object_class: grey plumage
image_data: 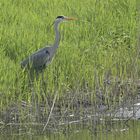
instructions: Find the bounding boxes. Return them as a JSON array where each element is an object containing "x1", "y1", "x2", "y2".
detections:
[
  {"x1": 21, "y1": 16, "x2": 77, "y2": 72},
  {"x1": 21, "y1": 46, "x2": 55, "y2": 71}
]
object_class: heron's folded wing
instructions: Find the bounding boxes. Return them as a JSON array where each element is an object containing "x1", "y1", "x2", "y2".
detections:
[
  {"x1": 21, "y1": 48, "x2": 50, "y2": 69},
  {"x1": 32, "y1": 49, "x2": 50, "y2": 68}
]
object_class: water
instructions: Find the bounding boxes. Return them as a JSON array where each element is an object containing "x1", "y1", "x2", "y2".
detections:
[
  {"x1": 1, "y1": 120, "x2": 140, "y2": 140},
  {"x1": 1, "y1": 91, "x2": 140, "y2": 139}
]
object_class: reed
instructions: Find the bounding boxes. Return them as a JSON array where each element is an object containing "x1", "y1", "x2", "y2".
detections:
[{"x1": 0, "y1": 0, "x2": 137, "y2": 112}]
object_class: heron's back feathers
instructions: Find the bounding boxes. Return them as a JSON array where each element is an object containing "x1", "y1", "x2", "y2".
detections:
[{"x1": 21, "y1": 46, "x2": 56, "y2": 71}]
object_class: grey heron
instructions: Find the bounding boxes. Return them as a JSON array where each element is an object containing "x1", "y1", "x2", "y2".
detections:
[{"x1": 21, "y1": 16, "x2": 77, "y2": 73}]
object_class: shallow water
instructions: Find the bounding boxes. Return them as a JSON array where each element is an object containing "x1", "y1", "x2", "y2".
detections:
[
  {"x1": 1, "y1": 120, "x2": 140, "y2": 140},
  {"x1": 1, "y1": 92, "x2": 140, "y2": 140}
]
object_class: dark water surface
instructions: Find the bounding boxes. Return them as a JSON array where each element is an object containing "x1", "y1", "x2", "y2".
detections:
[
  {"x1": 1, "y1": 121, "x2": 140, "y2": 140},
  {"x1": 1, "y1": 92, "x2": 140, "y2": 139}
]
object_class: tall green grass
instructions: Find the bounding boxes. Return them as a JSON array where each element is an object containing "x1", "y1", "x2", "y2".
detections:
[{"x1": 0, "y1": 0, "x2": 138, "y2": 107}]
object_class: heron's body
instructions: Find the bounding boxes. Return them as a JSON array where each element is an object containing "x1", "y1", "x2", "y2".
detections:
[
  {"x1": 21, "y1": 16, "x2": 76, "y2": 72},
  {"x1": 21, "y1": 45, "x2": 56, "y2": 71}
]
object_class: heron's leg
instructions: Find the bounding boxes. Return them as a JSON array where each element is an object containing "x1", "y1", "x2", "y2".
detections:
[
  {"x1": 35, "y1": 70, "x2": 39, "y2": 81},
  {"x1": 41, "y1": 71, "x2": 51, "y2": 112},
  {"x1": 21, "y1": 70, "x2": 27, "y2": 93},
  {"x1": 41, "y1": 71, "x2": 47, "y2": 92},
  {"x1": 31, "y1": 70, "x2": 41, "y2": 122},
  {"x1": 27, "y1": 70, "x2": 35, "y2": 87},
  {"x1": 41, "y1": 70, "x2": 44, "y2": 84}
]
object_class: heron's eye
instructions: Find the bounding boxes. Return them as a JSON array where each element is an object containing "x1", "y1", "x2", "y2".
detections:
[{"x1": 56, "y1": 16, "x2": 64, "y2": 19}]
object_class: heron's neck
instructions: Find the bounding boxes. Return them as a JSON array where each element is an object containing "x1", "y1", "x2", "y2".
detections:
[{"x1": 53, "y1": 22, "x2": 60, "y2": 48}]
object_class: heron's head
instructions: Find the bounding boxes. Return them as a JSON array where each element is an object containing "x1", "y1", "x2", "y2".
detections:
[{"x1": 55, "y1": 16, "x2": 77, "y2": 23}]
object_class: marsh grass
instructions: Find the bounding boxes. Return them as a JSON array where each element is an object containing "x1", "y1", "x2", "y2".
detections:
[{"x1": 0, "y1": 0, "x2": 139, "y2": 134}]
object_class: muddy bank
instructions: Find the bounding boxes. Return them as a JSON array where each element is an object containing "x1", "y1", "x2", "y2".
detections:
[{"x1": 1, "y1": 89, "x2": 140, "y2": 134}]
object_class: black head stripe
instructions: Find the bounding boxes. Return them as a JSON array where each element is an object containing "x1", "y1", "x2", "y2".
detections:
[{"x1": 56, "y1": 16, "x2": 64, "y2": 19}]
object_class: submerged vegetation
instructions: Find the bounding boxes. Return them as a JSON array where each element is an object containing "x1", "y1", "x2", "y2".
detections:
[{"x1": 0, "y1": 0, "x2": 139, "y2": 137}]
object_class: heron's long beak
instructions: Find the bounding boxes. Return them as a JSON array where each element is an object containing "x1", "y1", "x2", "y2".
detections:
[{"x1": 65, "y1": 17, "x2": 78, "y2": 20}]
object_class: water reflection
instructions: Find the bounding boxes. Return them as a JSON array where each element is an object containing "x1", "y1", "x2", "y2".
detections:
[{"x1": 1, "y1": 121, "x2": 140, "y2": 140}]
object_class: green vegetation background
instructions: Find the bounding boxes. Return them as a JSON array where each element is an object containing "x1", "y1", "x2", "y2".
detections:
[{"x1": 0, "y1": 0, "x2": 138, "y2": 107}]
